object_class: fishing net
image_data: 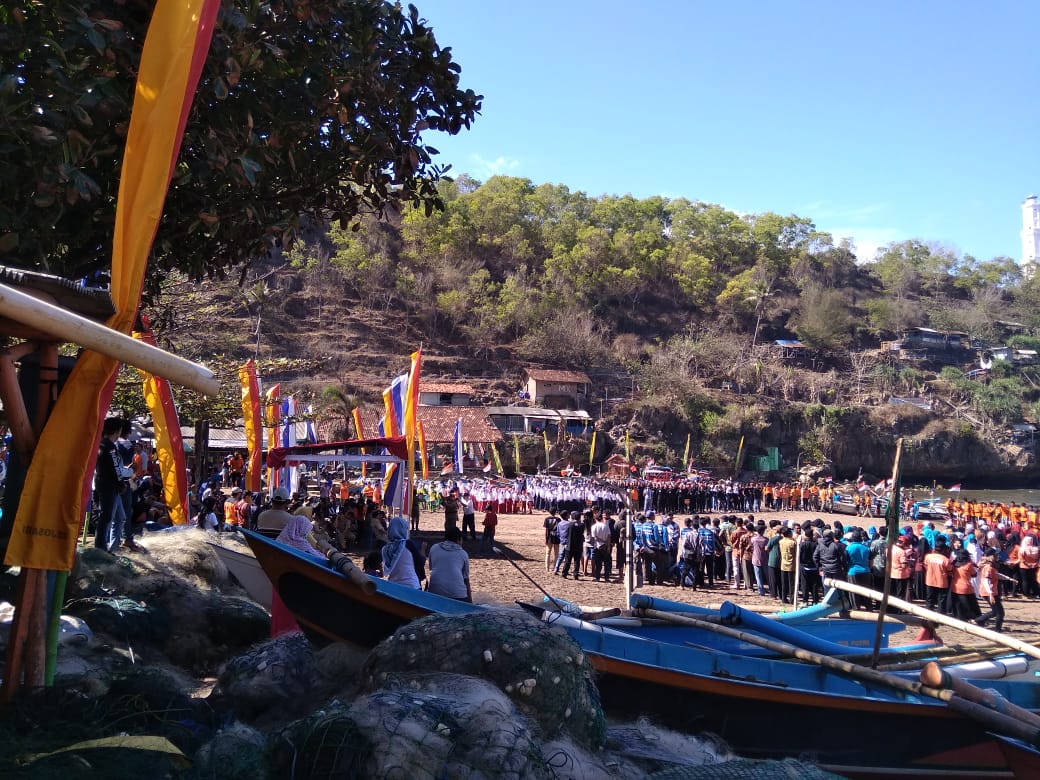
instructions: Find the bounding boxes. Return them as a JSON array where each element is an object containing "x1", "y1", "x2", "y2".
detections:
[
  {"x1": 276, "y1": 674, "x2": 549, "y2": 780},
  {"x1": 361, "y1": 608, "x2": 606, "y2": 748},
  {"x1": 0, "y1": 666, "x2": 216, "y2": 780},
  {"x1": 67, "y1": 540, "x2": 269, "y2": 675},
  {"x1": 190, "y1": 722, "x2": 270, "y2": 780},
  {"x1": 212, "y1": 631, "x2": 317, "y2": 723},
  {"x1": 541, "y1": 718, "x2": 733, "y2": 779},
  {"x1": 647, "y1": 758, "x2": 847, "y2": 779}
]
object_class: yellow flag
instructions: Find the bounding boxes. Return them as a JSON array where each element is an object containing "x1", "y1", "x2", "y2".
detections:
[
  {"x1": 5, "y1": 0, "x2": 221, "y2": 569},
  {"x1": 589, "y1": 431, "x2": 597, "y2": 467}
]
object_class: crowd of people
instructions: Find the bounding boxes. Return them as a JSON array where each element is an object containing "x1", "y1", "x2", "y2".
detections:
[{"x1": 90, "y1": 442, "x2": 1040, "y2": 637}]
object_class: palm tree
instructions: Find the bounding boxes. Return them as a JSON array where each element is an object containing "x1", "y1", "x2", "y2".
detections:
[{"x1": 319, "y1": 385, "x2": 361, "y2": 440}]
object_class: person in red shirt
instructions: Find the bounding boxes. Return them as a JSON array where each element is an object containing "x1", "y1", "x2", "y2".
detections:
[{"x1": 481, "y1": 506, "x2": 498, "y2": 552}]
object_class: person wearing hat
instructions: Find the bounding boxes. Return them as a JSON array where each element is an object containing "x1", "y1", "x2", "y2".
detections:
[
  {"x1": 224, "y1": 487, "x2": 243, "y2": 529},
  {"x1": 257, "y1": 486, "x2": 294, "y2": 536}
]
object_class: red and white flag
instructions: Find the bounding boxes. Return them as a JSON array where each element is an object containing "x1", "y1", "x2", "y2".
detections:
[{"x1": 948, "y1": 483, "x2": 962, "y2": 492}]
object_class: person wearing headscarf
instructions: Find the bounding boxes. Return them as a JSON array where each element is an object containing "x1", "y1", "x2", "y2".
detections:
[
  {"x1": 1019, "y1": 534, "x2": 1039, "y2": 599},
  {"x1": 382, "y1": 515, "x2": 421, "y2": 589},
  {"x1": 276, "y1": 506, "x2": 323, "y2": 559}
]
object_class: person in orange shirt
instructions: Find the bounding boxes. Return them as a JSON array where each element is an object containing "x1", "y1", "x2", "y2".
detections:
[
  {"x1": 949, "y1": 549, "x2": 981, "y2": 622},
  {"x1": 923, "y1": 537, "x2": 953, "y2": 613},
  {"x1": 1019, "y1": 534, "x2": 1039, "y2": 599},
  {"x1": 889, "y1": 535, "x2": 914, "y2": 602},
  {"x1": 975, "y1": 548, "x2": 1005, "y2": 632}
]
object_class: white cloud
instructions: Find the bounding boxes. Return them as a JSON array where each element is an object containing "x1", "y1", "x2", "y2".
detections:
[
  {"x1": 822, "y1": 225, "x2": 904, "y2": 263},
  {"x1": 468, "y1": 154, "x2": 521, "y2": 179}
]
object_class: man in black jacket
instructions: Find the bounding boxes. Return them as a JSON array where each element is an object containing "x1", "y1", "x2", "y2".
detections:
[
  {"x1": 813, "y1": 529, "x2": 848, "y2": 581},
  {"x1": 94, "y1": 417, "x2": 128, "y2": 552}
]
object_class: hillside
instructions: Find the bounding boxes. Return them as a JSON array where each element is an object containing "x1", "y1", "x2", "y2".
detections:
[{"x1": 135, "y1": 178, "x2": 1040, "y2": 485}]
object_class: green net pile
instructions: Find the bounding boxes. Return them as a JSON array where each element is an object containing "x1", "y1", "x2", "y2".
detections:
[
  {"x1": 360, "y1": 609, "x2": 606, "y2": 749},
  {"x1": 279, "y1": 675, "x2": 549, "y2": 780},
  {"x1": 0, "y1": 666, "x2": 216, "y2": 780}
]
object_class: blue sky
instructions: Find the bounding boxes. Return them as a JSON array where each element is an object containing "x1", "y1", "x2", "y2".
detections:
[{"x1": 417, "y1": 1, "x2": 1039, "y2": 264}]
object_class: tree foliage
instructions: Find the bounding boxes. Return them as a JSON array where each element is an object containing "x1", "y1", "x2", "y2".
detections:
[{"x1": 0, "y1": 0, "x2": 481, "y2": 295}]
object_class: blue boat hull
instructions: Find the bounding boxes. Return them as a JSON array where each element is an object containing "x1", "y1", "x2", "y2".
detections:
[{"x1": 242, "y1": 530, "x2": 1040, "y2": 778}]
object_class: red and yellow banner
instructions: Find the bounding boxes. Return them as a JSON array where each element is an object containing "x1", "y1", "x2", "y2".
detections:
[
  {"x1": 239, "y1": 360, "x2": 262, "y2": 493},
  {"x1": 134, "y1": 318, "x2": 189, "y2": 525},
  {"x1": 264, "y1": 384, "x2": 280, "y2": 489},
  {"x1": 6, "y1": 0, "x2": 220, "y2": 569},
  {"x1": 417, "y1": 419, "x2": 428, "y2": 480}
]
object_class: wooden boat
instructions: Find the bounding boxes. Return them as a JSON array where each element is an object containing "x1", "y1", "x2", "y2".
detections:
[
  {"x1": 207, "y1": 540, "x2": 273, "y2": 611},
  {"x1": 242, "y1": 530, "x2": 1040, "y2": 778}
]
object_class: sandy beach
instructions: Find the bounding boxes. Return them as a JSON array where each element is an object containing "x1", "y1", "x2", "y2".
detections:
[{"x1": 402, "y1": 507, "x2": 1040, "y2": 649}]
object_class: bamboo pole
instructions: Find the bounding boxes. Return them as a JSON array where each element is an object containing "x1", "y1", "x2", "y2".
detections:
[
  {"x1": 879, "y1": 647, "x2": 1027, "y2": 673},
  {"x1": 825, "y1": 577, "x2": 1040, "y2": 662},
  {"x1": 921, "y1": 661, "x2": 1040, "y2": 728},
  {"x1": 873, "y1": 437, "x2": 903, "y2": 668},
  {"x1": 0, "y1": 282, "x2": 219, "y2": 395},
  {"x1": 44, "y1": 571, "x2": 68, "y2": 685},
  {"x1": 637, "y1": 607, "x2": 1040, "y2": 748}
]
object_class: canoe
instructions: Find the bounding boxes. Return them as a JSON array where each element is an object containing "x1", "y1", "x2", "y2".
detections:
[
  {"x1": 627, "y1": 591, "x2": 912, "y2": 656},
  {"x1": 242, "y1": 529, "x2": 1040, "y2": 778}
]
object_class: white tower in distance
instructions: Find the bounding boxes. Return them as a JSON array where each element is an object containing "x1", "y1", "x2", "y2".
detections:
[{"x1": 1022, "y1": 195, "x2": 1040, "y2": 277}]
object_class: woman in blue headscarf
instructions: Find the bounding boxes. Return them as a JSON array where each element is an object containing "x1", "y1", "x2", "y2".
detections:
[{"x1": 382, "y1": 515, "x2": 422, "y2": 589}]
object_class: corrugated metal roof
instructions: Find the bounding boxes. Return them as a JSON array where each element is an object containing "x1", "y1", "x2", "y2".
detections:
[
  {"x1": 523, "y1": 368, "x2": 591, "y2": 384},
  {"x1": 420, "y1": 382, "x2": 474, "y2": 394},
  {"x1": 486, "y1": 406, "x2": 590, "y2": 420}
]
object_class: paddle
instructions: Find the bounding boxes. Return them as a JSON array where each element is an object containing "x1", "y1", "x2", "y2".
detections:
[
  {"x1": 824, "y1": 577, "x2": 1040, "y2": 662},
  {"x1": 636, "y1": 606, "x2": 1040, "y2": 748},
  {"x1": 493, "y1": 546, "x2": 568, "y2": 612}
]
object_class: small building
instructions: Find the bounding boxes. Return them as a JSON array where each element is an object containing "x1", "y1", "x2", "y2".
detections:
[
  {"x1": 486, "y1": 406, "x2": 592, "y2": 438},
  {"x1": 900, "y1": 327, "x2": 970, "y2": 351},
  {"x1": 1008, "y1": 423, "x2": 1036, "y2": 445},
  {"x1": 522, "y1": 368, "x2": 591, "y2": 409},
  {"x1": 418, "y1": 381, "x2": 474, "y2": 407},
  {"x1": 604, "y1": 453, "x2": 634, "y2": 478}
]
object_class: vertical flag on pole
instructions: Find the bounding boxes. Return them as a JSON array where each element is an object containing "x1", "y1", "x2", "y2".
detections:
[
  {"x1": 453, "y1": 418, "x2": 464, "y2": 474},
  {"x1": 491, "y1": 442, "x2": 503, "y2": 474},
  {"x1": 589, "y1": 431, "x2": 597, "y2": 468},
  {"x1": 382, "y1": 387, "x2": 400, "y2": 437},
  {"x1": 238, "y1": 360, "x2": 262, "y2": 493},
  {"x1": 304, "y1": 405, "x2": 318, "y2": 444},
  {"x1": 543, "y1": 430, "x2": 551, "y2": 469},
  {"x1": 417, "y1": 420, "x2": 428, "y2": 479},
  {"x1": 265, "y1": 384, "x2": 281, "y2": 490},
  {"x1": 352, "y1": 407, "x2": 367, "y2": 477},
  {"x1": 513, "y1": 432, "x2": 521, "y2": 474},
  {"x1": 402, "y1": 350, "x2": 421, "y2": 516},
  {"x1": 625, "y1": 429, "x2": 631, "y2": 462},
  {"x1": 5, "y1": 0, "x2": 221, "y2": 570},
  {"x1": 133, "y1": 317, "x2": 189, "y2": 526},
  {"x1": 682, "y1": 433, "x2": 691, "y2": 471}
]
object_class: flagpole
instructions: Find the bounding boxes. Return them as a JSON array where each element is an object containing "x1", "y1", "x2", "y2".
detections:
[{"x1": 872, "y1": 438, "x2": 904, "y2": 668}]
